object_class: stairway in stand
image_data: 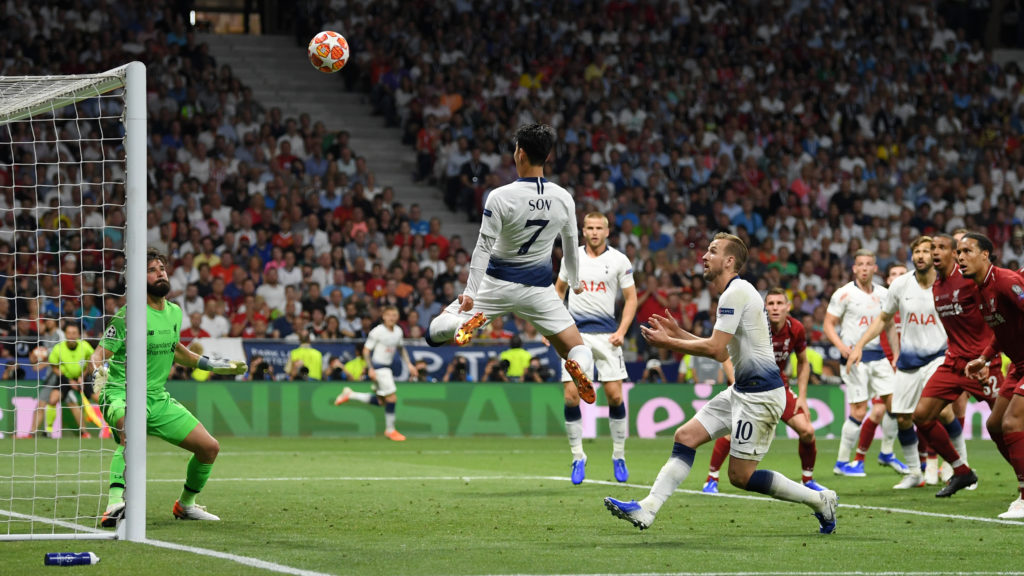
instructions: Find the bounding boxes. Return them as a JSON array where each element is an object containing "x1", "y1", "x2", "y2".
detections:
[{"x1": 200, "y1": 33, "x2": 478, "y2": 241}]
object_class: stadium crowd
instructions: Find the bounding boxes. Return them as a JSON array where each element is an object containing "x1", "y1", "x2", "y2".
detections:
[{"x1": 2, "y1": 0, "x2": 1024, "y2": 382}]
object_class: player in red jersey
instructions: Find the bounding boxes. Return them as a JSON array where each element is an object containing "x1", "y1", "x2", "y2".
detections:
[
  {"x1": 702, "y1": 287, "x2": 827, "y2": 493},
  {"x1": 909, "y1": 234, "x2": 1000, "y2": 497},
  {"x1": 960, "y1": 232, "x2": 1024, "y2": 517}
]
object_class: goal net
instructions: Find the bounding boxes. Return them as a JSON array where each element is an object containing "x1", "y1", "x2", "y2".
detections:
[{"x1": 0, "y1": 62, "x2": 147, "y2": 541}]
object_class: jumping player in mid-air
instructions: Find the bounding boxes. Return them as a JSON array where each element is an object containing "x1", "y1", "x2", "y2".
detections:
[{"x1": 425, "y1": 123, "x2": 596, "y2": 406}]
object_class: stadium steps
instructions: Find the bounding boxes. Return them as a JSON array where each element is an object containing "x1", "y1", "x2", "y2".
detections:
[{"x1": 199, "y1": 33, "x2": 478, "y2": 242}]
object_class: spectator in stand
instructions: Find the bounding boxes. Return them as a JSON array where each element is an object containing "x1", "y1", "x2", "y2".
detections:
[{"x1": 181, "y1": 311, "x2": 210, "y2": 347}]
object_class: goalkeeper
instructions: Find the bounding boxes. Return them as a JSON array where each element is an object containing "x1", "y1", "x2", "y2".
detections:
[{"x1": 90, "y1": 248, "x2": 247, "y2": 527}]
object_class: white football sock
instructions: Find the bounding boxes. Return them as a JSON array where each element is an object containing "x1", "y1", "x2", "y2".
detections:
[
  {"x1": 610, "y1": 417, "x2": 627, "y2": 461},
  {"x1": 881, "y1": 412, "x2": 898, "y2": 454},
  {"x1": 838, "y1": 417, "x2": 860, "y2": 463},
  {"x1": 951, "y1": 430, "x2": 968, "y2": 466},
  {"x1": 428, "y1": 312, "x2": 463, "y2": 343},
  {"x1": 640, "y1": 457, "x2": 690, "y2": 514},
  {"x1": 349, "y1": 390, "x2": 373, "y2": 404},
  {"x1": 566, "y1": 345, "x2": 594, "y2": 378},
  {"x1": 760, "y1": 470, "x2": 823, "y2": 511},
  {"x1": 565, "y1": 419, "x2": 585, "y2": 461}
]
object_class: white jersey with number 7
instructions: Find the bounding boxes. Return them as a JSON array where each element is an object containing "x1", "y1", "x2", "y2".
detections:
[{"x1": 480, "y1": 177, "x2": 579, "y2": 288}]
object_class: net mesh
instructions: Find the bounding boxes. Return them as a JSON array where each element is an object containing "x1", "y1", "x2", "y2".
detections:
[{"x1": 0, "y1": 72, "x2": 128, "y2": 539}]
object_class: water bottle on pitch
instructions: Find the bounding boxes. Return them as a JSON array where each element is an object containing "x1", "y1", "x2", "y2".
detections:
[{"x1": 44, "y1": 552, "x2": 100, "y2": 566}]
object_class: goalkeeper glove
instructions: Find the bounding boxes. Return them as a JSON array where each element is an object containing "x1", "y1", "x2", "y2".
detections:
[
  {"x1": 92, "y1": 366, "x2": 109, "y2": 395},
  {"x1": 198, "y1": 355, "x2": 248, "y2": 376}
]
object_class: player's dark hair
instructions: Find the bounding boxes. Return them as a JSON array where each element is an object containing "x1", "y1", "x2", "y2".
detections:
[
  {"x1": 884, "y1": 262, "x2": 907, "y2": 278},
  {"x1": 514, "y1": 123, "x2": 555, "y2": 166},
  {"x1": 962, "y1": 232, "x2": 995, "y2": 260},
  {"x1": 713, "y1": 232, "x2": 748, "y2": 273},
  {"x1": 933, "y1": 233, "x2": 956, "y2": 246},
  {"x1": 146, "y1": 247, "x2": 167, "y2": 266}
]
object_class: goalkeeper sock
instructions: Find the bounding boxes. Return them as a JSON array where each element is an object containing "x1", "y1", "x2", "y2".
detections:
[
  {"x1": 108, "y1": 444, "x2": 126, "y2": 506},
  {"x1": 180, "y1": 455, "x2": 214, "y2": 507}
]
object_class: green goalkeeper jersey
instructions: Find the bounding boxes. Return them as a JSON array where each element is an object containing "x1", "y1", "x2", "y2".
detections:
[{"x1": 99, "y1": 301, "x2": 182, "y2": 397}]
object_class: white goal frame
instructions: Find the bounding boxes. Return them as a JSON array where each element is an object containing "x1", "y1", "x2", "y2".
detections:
[{"x1": 0, "y1": 61, "x2": 147, "y2": 542}]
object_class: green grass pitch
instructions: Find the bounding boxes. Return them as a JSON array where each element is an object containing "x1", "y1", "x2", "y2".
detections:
[{"x1": 2, "y1": 436, "x2": 1023, "y2": 575}]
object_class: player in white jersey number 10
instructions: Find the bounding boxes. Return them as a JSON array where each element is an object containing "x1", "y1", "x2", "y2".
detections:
[
  {"x1": 425, "y1": 123, "x2": 597, "y2": 406},
  {"x1": 604, "y1": 233, "x2": 837, "y2": 534}
]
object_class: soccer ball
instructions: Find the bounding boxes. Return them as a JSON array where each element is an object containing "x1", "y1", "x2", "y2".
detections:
[{"x1": 308, "y1": 31, "x2": 349, "y2": 74}]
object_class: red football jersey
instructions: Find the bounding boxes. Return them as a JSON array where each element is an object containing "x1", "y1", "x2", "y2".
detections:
[
  {"x1": 932, "y1": 266, "x2": 994, "y2": 361},
  {"x1": 771, "y1": 316, "x2": 807, "y2": 386},
  {"x1": 977, "y1": 265, "x2": 1024, "y2": 368}
]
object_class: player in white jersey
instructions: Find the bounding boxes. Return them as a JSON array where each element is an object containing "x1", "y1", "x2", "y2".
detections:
[
  {"x1": 604, "y1": 233, "x2": 837, "y2": 533},
  {"x1": 334, "y1": 306, "x2": 418, "y2": 441},
  {"x1": 425, "y1": 123, "x2": 596, "y2": 404},
  {"x1": 554, "y1": 212, "x2": 637, "y2": 485},
  {"x1": 824, "y1": 249, "x2": 898, "y2": 477},
  {"x1": 849, "y1": 236, "x2": 952, "y2": 488}
]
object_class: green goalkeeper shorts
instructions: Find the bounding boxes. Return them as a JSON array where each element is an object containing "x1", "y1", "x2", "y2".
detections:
[{"x1": 100, "y1": 386, "x2": 200, "y2": 446}]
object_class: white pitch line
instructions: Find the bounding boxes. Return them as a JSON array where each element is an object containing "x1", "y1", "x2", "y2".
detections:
[
  {"x1": 0, "y1": 509, "x2": 335, "y2": 576},
  {"x1": 142, "y1": 538, "x2": 335, "y2": 576},
  {"x1": 139, "y1": 474, "x2": 1024, "y2": 527},
  {"x1": 0, "y1": 508, "x2": 108, "y2": 535},
  {"x1": 468, "y1": 569, "x2": 1024, "y2": 573}
]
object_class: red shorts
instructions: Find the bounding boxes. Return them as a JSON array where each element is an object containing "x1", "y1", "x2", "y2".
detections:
[
  {"x1": 870, "y1": 396, "x2": 885, "y2": 405},
  {"x1": 1005, "y1": 364, "x2": 1023, "y2": 400},
  {"x1": 781, "y1": 386, "x2": 805, "y2": 422},
  {"x1": 923, "y1": 358, "x2": 1001, "y2": 407}
]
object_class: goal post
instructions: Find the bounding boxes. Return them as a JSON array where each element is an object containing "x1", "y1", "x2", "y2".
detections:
[{"x1": 0, "y1": 61, "x2": 147, "y2": 541}]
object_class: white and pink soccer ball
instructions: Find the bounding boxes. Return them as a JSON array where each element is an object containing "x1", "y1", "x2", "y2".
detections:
[{"x1": 308, "y1": 30, "x2": 350, "y2": 74}]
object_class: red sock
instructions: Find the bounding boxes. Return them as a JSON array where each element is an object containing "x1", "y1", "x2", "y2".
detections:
[
  {"x1": 1002, "y1": 430, "x2": 1024, "y2": 493},
  {"x1": 708, "y1": 436, "x2": 730, "y2": 474},
  {"x1": 799, "y1": 438, "x2": 817, "y2": 478},
  {"x1": 917, "y1": 428, "x2": 931, "y2": 456},
  {"x1": 918, "y1": 420, "x2": 970, "y2": 475},
  {"x1": 992, "y1": 430, "x2": 1011, "y2": 464},
  {"x1": 856, "y1": 418, "x2": 878, "y2": 460}
]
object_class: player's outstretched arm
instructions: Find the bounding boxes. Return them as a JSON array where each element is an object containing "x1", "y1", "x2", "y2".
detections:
[
  {"x1": 462, "y1": 232, "x2": 496, "y2": 308},
  {"x1": 560, "y1": 218, "x2": 582, "y2": 293},
  {"x1": 175, "y1": 342, "x2": 248, "y2": 376},
  {"x1": 642, "y1": 319, "x2": 731, "y2": 362},
  {"x1": 649, "y1": 309, "x2": 694, "y2": 340}
]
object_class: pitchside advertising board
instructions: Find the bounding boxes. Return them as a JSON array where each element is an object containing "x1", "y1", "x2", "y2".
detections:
[{"x1": 0, "y1": 339, "x2": 995, "y2": 438}]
